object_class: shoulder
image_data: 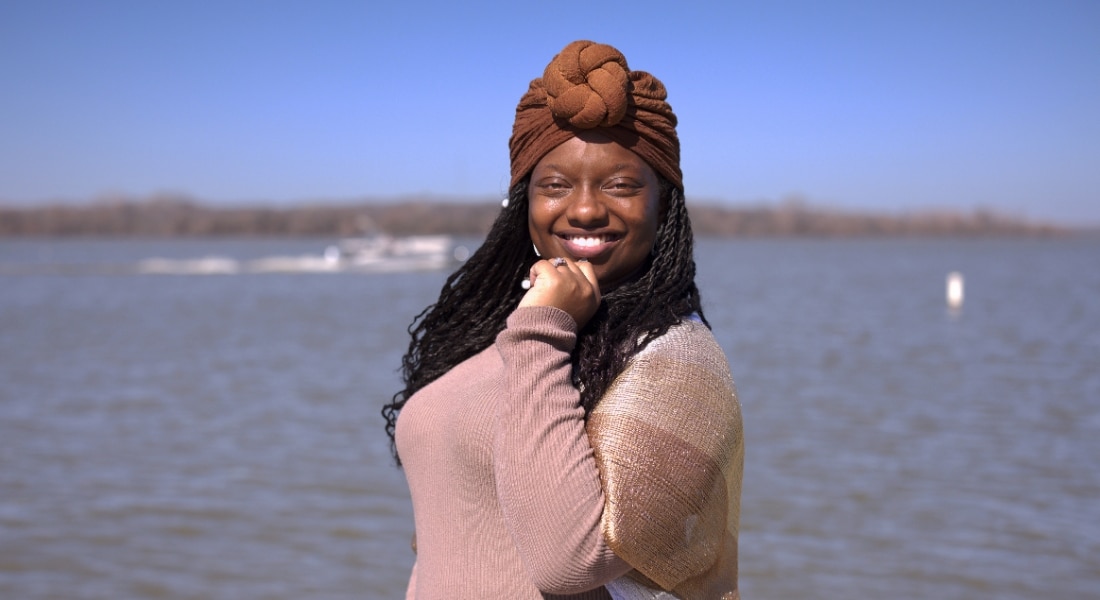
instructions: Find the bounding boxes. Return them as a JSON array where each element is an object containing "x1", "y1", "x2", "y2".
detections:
[
  {"x1": 634, "y1": 317, "x2": 733, "y2": 384},
  {"x1": 598, "y1": 317, "x2": 739, "y2": 420}
]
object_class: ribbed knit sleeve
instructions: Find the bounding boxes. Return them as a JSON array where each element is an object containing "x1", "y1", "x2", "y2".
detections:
[
  {"x1": 405, "y1": 560, "x2": 416, "y2": 600},
  {"x1": 494, "y1": 306, "x2": 631, "y2": 594}
]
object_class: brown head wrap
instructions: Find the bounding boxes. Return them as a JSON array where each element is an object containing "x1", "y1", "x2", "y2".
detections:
[{"x1": 509, "y1": 40, "x2": 682, "y2": 191}]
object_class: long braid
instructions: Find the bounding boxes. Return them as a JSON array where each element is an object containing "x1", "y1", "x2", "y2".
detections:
[
  {"x1": 574, "y1": 184, "x2": 706, "y2": 410},
  {"x1": 382, "y1": 182, "x2": 533, "y2": 461},
  {"x1": 383, "y1": 179, "x2": 705, "y2": 462}
]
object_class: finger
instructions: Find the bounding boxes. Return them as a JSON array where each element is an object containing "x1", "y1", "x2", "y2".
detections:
[
  {"x1": 553, "y1": 257, "x2": 578, "y2": 278},
  {"x1": 575, "y1": 259, "x2": 600, "y2": 297},
  {"x1": 556, "y1": 258, "x2": 592, "y2": 288},
  {"x1": 528, "y1": 259, "x2": 560, "y2": 288}
]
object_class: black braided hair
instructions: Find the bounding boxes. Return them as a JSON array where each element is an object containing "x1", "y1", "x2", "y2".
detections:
[{"x1": 381, "y1": 177, "x2": 706, "y2": 463}]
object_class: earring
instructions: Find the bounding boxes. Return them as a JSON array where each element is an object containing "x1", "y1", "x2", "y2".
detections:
[{"x1": 532, "y1": 243, "x2": 541, "y2": 257}]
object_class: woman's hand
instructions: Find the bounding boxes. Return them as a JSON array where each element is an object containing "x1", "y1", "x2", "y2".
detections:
[{"x1": 518, "y1": 257, "x2": 601, "y2": 328}]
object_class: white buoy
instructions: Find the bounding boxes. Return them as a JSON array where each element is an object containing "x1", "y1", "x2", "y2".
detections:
[{"x1": 946, "y1": 272, "x2": 964, "y2": 309}]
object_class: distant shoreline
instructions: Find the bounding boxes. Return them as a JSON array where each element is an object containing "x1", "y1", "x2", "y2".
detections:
[{"x1": 0, "y1": 197, "x2": 1078, "y2": 238}]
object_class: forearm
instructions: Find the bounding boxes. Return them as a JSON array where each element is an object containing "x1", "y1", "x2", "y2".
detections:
[{"x1": 493, "y1": 306, "x2": 629, "y2": 593}]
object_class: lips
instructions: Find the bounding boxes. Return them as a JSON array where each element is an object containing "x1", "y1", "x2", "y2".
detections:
[{"x1": 556, "y1": 232, "x2": 621, "y2": 259}]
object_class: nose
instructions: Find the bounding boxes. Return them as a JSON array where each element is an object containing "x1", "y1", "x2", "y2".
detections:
[{"x1": 565, "y1": 186, "x2": 609, "y2": 226}]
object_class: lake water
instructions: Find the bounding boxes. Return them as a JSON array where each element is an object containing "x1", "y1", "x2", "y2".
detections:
[{"x1": 1, "y1": 237, "x2": 1098, "y2": 599}]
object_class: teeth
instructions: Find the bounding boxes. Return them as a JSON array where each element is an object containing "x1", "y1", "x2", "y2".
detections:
[{"x1": 565, "y1": 235, "x2": 610, "y2": 247}]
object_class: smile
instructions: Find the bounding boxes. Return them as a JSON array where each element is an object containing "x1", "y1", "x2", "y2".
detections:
[
  {"x1": 556, "y1": 233, "x2": 622, "y2": 259},
  {"x1": 559, "y1": 234, "x2": 621, "y2": 247}
]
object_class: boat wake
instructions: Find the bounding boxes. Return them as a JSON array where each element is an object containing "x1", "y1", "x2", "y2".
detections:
[
  {"x1": 137, "y1": 236, "x2": 469, "y2": 275},
  {"x1": 0, "y1": 236, "x2": 470, "y2": 276}
]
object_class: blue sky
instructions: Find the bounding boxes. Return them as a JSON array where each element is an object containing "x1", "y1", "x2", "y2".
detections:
[{"x1": 2, "y1": 0, "x2": 1097, "y2": 224}]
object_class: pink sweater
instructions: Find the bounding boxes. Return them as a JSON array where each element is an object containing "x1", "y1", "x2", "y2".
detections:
[
  {"x1": 397, "y1": 306, "x2": 626, "y2": 598},
  {"x1": 396, "y1": 305, "x2": 742, "y2": 598}
]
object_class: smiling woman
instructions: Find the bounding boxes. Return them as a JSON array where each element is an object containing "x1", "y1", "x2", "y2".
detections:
[
  {"x1": 527, "y1": 131, "x2": 664, "y2": 293},
  {"x1": 382, "y1": 40, "x2": 744, "y2": 599}
]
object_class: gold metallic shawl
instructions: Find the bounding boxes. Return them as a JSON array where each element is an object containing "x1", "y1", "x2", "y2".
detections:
[{"x1": 586, "y1": 320, "x2": 743, "y2": 599}]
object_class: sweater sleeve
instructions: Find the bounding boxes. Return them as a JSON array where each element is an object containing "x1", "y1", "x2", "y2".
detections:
[
  {"x1": 404, "y1": 560, "x2": 416, "y2": 600},
  {"x1": 493, "y1": 306, "x2": 632, "y2": 594}
]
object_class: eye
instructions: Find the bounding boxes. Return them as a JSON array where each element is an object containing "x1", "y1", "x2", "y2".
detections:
[
  {"x1": 534, "y1": 178, "x2": 570, "y2": 197},
  {"x1": 605, "y1": 178, "x2": 643, "y2": 195}
]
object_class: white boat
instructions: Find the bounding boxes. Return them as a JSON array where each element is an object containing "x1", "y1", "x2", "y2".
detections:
[
  {"x1": 138, "y1": 235, "x2": 468, "y2": 275},
  {"x1": 323, "y1": 234, "x2": 468, "y2": 272}
]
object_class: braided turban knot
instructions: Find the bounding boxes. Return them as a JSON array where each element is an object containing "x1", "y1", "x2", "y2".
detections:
[{"x1": 509, "y1": 40, "x2": 683, "y2": 191}]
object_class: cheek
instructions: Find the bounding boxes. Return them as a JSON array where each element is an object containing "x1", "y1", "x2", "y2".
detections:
[
  {"x1": 527, "y1": 198, "x2": 553, "y2": 230},
  {"x1": 527, "y1": 205, "x2": 554, "y2": 250},
  {"x1": 632, "y1": 202, "x2": 662, "y2": 246},
  {"x1": 528, "y1": 198, "x2": 569, "y2": 246},
  {"x1": 527, "y1": 219, "x2": 543, "y2": 247}
]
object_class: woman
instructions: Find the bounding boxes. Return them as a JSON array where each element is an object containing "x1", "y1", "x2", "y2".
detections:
[{"x1": 382, "y1": 40, "x2": 743, "y2": 599}]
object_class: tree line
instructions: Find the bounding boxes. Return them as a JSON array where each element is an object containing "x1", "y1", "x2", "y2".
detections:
[{"x1": 0, "y1": 195, "x2": 1070, "y2": 237}]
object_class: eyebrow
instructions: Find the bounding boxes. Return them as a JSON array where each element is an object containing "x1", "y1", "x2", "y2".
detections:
[{"x1": 537, "y1": 163, "x2": 642, "y2": 174}]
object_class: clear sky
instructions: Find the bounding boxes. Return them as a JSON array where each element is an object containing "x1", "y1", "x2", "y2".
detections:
[{"x1": 2, "y1": 0, "x2": 1097, "y2": 224}]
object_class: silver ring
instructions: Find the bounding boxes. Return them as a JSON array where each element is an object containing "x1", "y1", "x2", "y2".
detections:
[{"x1": 551, "y1": 257, "x2": 566, "y2": 267}]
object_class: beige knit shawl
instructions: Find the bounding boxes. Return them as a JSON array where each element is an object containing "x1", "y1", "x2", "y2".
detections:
[{"x1": 586, "y1": 319, "x2": 743, "y2": 599}]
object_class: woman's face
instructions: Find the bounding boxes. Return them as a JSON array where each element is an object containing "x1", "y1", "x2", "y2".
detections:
[{"x1": 527, "y1": 131, "x2": 664, "y2": 293}]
